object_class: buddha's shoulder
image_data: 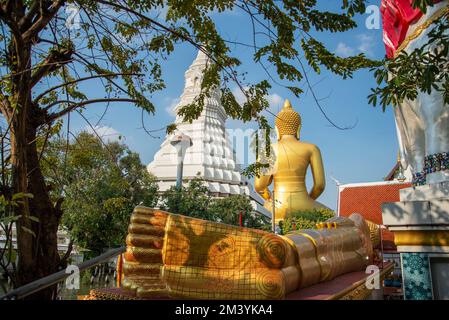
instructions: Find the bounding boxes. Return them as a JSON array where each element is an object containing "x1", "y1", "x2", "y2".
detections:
[
  {"x1": 295, "y1": 141, "x2": 321, "y2": 151},
  {"x1": 275, "y1": 140, "x2": 321, "y2": 153}
]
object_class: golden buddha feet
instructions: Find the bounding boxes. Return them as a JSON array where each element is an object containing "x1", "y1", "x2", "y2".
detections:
[
  {"x1": 120, "y1": 207, "x2": 375, "y2": 300},
  {"x1": 121, "y1": 206, "x2": 299, "y2": 299}
]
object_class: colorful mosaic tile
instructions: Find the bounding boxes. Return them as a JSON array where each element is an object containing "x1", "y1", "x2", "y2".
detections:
[
  {"x1": 412, "y1": 151, "x2": 449, "y2": 186},
  {"x1": 401, "y1": 253, "x2": 433, "y2": 300}
]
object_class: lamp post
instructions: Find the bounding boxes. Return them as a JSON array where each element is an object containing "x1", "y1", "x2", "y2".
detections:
[
  {"x1": 239, "y1": 181, "x2": 249, "y2": 227},
  {"x1": 379, "y1": 224, "x2": 387, "y2": 270},
  {"x1": 269, "y1": 190, "x2": 282, "y2": 233},
  {"x1": 170, "y1": 133, "x2": 192, "y2": 190}
]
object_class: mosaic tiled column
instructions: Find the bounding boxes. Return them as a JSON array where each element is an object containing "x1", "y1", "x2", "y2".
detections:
[{"x1": 401, "y1": 253, "x2": 433, "y2": 300}]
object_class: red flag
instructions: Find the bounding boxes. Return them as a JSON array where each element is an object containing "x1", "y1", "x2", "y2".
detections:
[{"x1": 381, "y1": 0, "x2": 442, "y2": 58}]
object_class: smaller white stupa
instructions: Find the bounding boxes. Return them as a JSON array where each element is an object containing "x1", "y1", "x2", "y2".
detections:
[{"x1": 147, "y1": 50, "x2": 270, "y2": 217}]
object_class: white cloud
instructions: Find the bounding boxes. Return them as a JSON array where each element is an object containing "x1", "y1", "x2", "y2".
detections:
[
  {"x1": 357, "y1": 34, "x2": 375, "y2": 57},
  {"x1": 231, "y1": 86, "x2": 249, "y2": 105},
  {"x1": 165, "y1": 97, "x2": 180, "y2": 117},
  {"x1": 335, "y1": 42, "x2": 355, "y2": 57},
  {"x1": 335, "y1": 34, "x2": 375, "y2": 58},
  {"x1": 267, "y1": 93, "x2": 283, "y2": 113},
  {"x1": 231, "y1": 87, "x2": 283, "y2": 114},
  {"x1": 86, "y1": 125, "x2": 122, "y2": 143}
]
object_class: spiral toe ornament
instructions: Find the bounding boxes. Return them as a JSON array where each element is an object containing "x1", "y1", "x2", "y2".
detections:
[{"x1": 257, "y1": 234, "x2": 287, "y2": 268}]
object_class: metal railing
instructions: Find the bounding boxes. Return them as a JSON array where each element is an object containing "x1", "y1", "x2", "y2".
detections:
[{"x1": 0, "y1": 246, "x2": 125, "y2": 300}]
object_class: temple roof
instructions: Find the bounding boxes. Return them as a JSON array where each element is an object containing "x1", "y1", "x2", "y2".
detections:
[{"x1": 338, "y1": 181, "x2": 412, "y2": 250}]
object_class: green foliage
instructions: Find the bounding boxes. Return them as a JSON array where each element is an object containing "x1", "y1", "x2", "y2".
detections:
[
  {"x1": 301, "y1": 38, "x2": 380, "y2": 78},
  {"x1": 209, "y1": 194, "x2": 269, "y2": 229},
  {"x1": 0, "y1": 192, "x2": 25, "y2": 284},
  {"x1": 24, "y1": 0, "x2": 380, "y2": 140},
  {"x1": 279, "y1": 208, "x2": 335, "y2": 235},
  {"x1": 411, "y1": 0, "x2": 437, "y2": 13},
  {"x1": 160, "y1": 176, "x2": 214, "y2": 220},
  {"x1": 159, "y1": 176, "x2": 269, "y2": 230},
  {"x1": 42, "y1": 132, "x2": 159, "y2": 256}
]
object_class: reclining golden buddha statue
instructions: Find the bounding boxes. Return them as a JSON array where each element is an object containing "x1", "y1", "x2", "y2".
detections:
[{"x1": 120, "y1": 206, "x2": 379, "y2": 299}]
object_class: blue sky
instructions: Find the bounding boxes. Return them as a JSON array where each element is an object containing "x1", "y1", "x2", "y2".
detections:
[{"x1": 66, "y1": 1, "x2": 398, "y2": 210}]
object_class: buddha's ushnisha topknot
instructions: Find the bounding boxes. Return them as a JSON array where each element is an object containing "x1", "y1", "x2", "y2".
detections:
[{"x1": 275, "y1": 99, "x2": 301, "y2": 138}]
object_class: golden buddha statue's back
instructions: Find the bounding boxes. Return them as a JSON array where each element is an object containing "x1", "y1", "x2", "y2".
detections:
[{"x1": 255, "y1": 99, "x2": 327, "y2": 221}]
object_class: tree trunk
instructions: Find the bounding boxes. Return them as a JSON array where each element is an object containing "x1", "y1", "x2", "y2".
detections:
[
  {"x1": 0, "y1": 3, "x2": 71, "y2": 299},
  {"x1": 10, "y1": 110, "x2": 62, "y2": 299},
  {"x1": 6, "y1": 39, "x2": 62, "y2": 299}
]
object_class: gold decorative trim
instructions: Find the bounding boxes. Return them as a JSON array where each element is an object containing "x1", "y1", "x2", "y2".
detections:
[
  {"x1": 394, "y1": 230, "x2": 449, "y2": 247},
  {"x1": 161, "y1": 214, "x2": 171, "y2": 263},
  {"x1": 85, "y1": 289, "x2": 142, "y2": 300},
  {"x1": 366, "y1": 220, "x2": 381, "y2": 248},
  {"x1": 394, "y1": 6, "x2": 449, "y2": 58},
  {"x1": 116, "y1": 253, "x2": 123, "y2": 287}
]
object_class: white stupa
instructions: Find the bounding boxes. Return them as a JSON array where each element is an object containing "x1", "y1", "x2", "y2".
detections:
[{"x1": 147, "y1": 50, "x2": 270, "y2": 217}]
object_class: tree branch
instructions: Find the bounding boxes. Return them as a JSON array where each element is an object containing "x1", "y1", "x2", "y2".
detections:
[
  {"x1": 18, "y1": 0, "x2": 41, "y2": 31},
  {"x1": 0, "y1": 1, "x2": 25, "y2": 53},
  {"x1": 30, "y1": 45, "x2": 74, "y2": 88},
  {"x1": 22, "y1": 0, "x2": 65, "y2": 42},
  {"x1": 46, "y1": 98, "x2": 138, "y2": 122},
  {"x1": 34, "y1": 72, "x2": 143, "y2": 104},
  {"x1": 95, "y1": 0, "x2": 202, "y2": 53}
]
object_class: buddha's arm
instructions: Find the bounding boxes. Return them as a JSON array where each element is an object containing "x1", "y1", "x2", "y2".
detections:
[
  {"x1": 254, "y1": 174, "x2": 273, "y2": 200},
  {"x1": 309, "y1": 145, "x2": 325, "y2": 200}
]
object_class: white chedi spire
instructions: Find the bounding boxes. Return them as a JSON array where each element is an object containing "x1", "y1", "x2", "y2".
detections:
[
  {"x1": 173, "y1": 50, "x2": 227, "y2": 126},
  {"x1": 147, "y1": 50, "x2": 270, "y2": 217},
  {"x1": 148, "y1": 50, "x2": 240, "y2": 194},
  {"x1": 147, "y1": 51, "x2": 271, "y2": 216}
]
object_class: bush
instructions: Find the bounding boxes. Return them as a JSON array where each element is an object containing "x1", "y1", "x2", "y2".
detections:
[
  {"x1": 159, "y1": 176, "x2": 269, "y2": 230},
  {"x1": 159, "y1": 176, "x2": 214, "y2": 220},
  {"x1": 209, "y1": 195, "x2": 269, "y2": 229},
  {"x1": 280, "y1": 208, "x2": 335, "y2": 235}
]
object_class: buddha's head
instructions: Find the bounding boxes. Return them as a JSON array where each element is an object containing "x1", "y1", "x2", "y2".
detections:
[{"x1": 275, "y1": 99, "x2": 301, "y2": 140}]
